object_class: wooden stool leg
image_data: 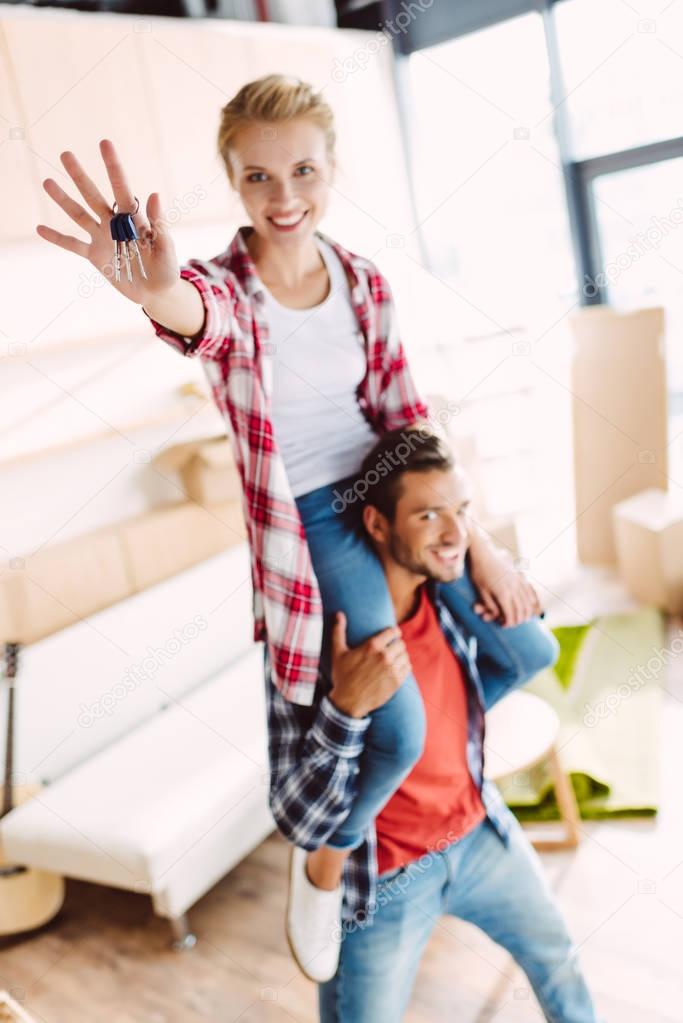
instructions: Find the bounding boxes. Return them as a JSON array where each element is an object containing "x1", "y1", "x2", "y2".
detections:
[{"x1": 531, "y1": 744, "x2": 581, "y2": 851}]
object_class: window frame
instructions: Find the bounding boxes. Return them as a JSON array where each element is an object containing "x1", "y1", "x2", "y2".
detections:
[{"x1": 379, "y1": 0, "x2": 683, "y2": 307}]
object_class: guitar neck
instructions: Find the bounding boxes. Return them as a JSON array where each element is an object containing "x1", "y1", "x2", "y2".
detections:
[{"x1": 1, "y1": 643, "x2": 19, "y2": 820}]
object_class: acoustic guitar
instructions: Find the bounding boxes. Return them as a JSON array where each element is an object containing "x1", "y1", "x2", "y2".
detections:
[
  {"x1": 0, "y1": 642, "x2": 64, "y2": 936},
  {"x1": 0, "y1": 988, "x2": 38, "y2": 1022}
]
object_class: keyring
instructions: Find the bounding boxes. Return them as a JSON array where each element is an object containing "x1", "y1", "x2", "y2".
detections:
[{"x1": 111, "y1": 196, "x2": 140, "y2": 216}]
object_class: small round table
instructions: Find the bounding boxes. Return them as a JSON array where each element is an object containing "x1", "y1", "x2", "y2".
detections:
[{"x1": 484, "y1": 691, "x2": 581, "y2": 850}]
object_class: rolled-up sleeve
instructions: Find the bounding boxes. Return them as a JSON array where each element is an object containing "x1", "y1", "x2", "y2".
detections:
[{"x1": 143, "y1": 259, "x2": 238, "y2": 361}]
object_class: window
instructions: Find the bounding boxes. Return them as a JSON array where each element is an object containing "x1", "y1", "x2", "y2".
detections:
[
  {"x1": 407, "y1": 12, "x2": 576, "y2": 330},
  {"x1": 592, "y1": 156, "x2": 683, "y2": 393},
  {"x1": 404, "y1": 13, "x2": 578, "y2": 570},
  {"x1": 554, "y1": 0, "x2": 683, "y2": 160}
]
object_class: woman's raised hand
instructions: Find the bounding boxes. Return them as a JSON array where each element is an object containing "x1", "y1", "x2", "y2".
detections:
[{"x1": 36, "y1": 139, "x2": 180, "y2": 306}]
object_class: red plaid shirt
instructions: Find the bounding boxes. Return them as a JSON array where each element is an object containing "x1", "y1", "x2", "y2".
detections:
[{"x1": 143, "y1": 226, "x2": 429, "y2": 705}]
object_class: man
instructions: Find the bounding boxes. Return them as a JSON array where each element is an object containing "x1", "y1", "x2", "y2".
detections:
[{"x1": 265, "y1": 427, "x2": 600, "y2": 1022}]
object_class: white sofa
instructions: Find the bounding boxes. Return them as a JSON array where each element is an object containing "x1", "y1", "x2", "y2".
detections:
[{"x1": 0, "y1": 545, "x2": 275, "y2": 948}]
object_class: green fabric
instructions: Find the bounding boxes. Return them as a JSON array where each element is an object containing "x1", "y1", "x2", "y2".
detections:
[
  {"x1": 550, "y1": 623, "x2": 594, "y2": 690},
  {"x1": 498, "y1": 608, "x2": 665, "y2": 820}
]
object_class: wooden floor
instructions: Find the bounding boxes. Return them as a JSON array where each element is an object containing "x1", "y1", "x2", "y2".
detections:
[{"x1": 2, "y1": 578, "x2": 683, "y2": 1021}]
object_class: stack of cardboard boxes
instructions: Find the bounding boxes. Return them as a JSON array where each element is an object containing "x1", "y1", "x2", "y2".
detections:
[
  {"x1": 426, "y1": 393, "x2": 521, "y2": 559},
  {"x1": 613, "y1": 489, "x2": 683, "y2": 614},
  {"x1": 569, "y1": 306, "x2": 682, "y2": 614}
]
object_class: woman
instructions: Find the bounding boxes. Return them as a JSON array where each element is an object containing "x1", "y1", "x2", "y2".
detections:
[{"x1": 36, "y1": 74, "x2": 557, "y2": 982}]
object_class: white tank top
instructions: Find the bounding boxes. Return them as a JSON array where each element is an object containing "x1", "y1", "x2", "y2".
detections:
[{"x1": 265, "y1": 237, "x2": 379, "y2": 497}]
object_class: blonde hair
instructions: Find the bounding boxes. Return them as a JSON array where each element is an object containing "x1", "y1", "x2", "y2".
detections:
[{"x1": 217, "y1": 74, "x2": 336, "y2": 184}]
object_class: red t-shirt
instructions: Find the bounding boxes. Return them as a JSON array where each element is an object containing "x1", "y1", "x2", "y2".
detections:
[{"x1": 375, "y1": 584, "x2": 486, "y2": 875}]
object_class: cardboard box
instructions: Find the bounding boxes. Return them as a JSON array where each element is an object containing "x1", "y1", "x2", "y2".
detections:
[
  {"x1": 119, "y1": 500, "x2": 247, "y2": 592},
  {"x1": 0, "y1": 581, "x2": 18, "y2": 650},
  {"x1": 569, "y1": 306, "x2": 668, "y2": 565},
  {"x1": 153, "y1": 436, "x2": 242, "y2": 506},
  {"x1": 0, "y1": 532, "x2": 132, "y2": 645},
  {"x1": 426, "y1": 395, "x2": 489, "y2": 515},
  {"x1": 0, "y1": 501, "x2": 247, "y2": 646},
  {"x1": 482, "y1": 515, "x2": 520, "y2": 559},
  {"x1": 613, "y1": 488, "x2": 683, "y2": 614}
]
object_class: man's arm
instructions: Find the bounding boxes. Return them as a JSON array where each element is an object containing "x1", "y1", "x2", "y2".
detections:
[
  {"x1": 265, "y1": 670, "x2": 371, "y2": 850},
  {"x1": 467, "y1": 518, "x2": 543, "y2": 627},
  {"x1": 265, "y1": 611, "x2": 411, "y2": 849}
]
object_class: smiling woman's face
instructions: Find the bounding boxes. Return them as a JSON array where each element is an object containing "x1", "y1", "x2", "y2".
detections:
[{"x1": 228, "y1": 116, "x2": 333, "y2": 248}]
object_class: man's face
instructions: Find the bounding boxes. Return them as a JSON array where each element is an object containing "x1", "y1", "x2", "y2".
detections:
[{"x1": 372, "y1": 467, "x2": 473, "y2": 583}]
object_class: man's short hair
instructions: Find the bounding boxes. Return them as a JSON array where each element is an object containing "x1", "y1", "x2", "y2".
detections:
[{"x1": 350, "y1": 424, "x2": 455, "y2": 530}]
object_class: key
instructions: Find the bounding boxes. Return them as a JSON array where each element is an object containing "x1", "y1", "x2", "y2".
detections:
[
  {"x1": 111, "y1": 213, "x2": 134, "y2": 283},
  {"x1": 118, "y1": 213, "x2": 147, "y2": 282},
  {"x1": 109, "y1": 198, "x2": 147, "y2": 283},
  {"x1": 109, "y1": 214, "x2": 122, "y2": 282}
]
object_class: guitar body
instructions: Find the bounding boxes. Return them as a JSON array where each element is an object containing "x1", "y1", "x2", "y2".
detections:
[
  {"x1": 1, "y1": 645, "x2": 64, "y2": 937},
  {"x1": 0, "y1": 988, "x2": 39, "y2": 1022},
  {"x1": 0, "y1": 784, "x2": 65, "y2": 937}
]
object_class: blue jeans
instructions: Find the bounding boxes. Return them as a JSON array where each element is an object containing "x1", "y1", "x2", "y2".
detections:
[
  {"x1": 319, "y1": 814, "x2": 601, "y2": 1022},
  {"x1": 295, "y1": 474, "x2": 560, "y2": 852}
]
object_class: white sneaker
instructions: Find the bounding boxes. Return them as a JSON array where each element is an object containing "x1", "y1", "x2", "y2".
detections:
[{"x1": 285, "y1": 846, "x2": 343, "y2": 983}]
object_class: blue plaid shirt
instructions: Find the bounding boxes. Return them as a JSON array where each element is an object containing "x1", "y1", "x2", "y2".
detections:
[{"x1": 264, "y1": 580, "x2": 514, "y2": 926}]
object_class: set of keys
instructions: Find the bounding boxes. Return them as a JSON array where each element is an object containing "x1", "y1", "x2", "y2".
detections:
[{"x1": 109, "y1": 197, "x2": 147, "y2": 283}]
